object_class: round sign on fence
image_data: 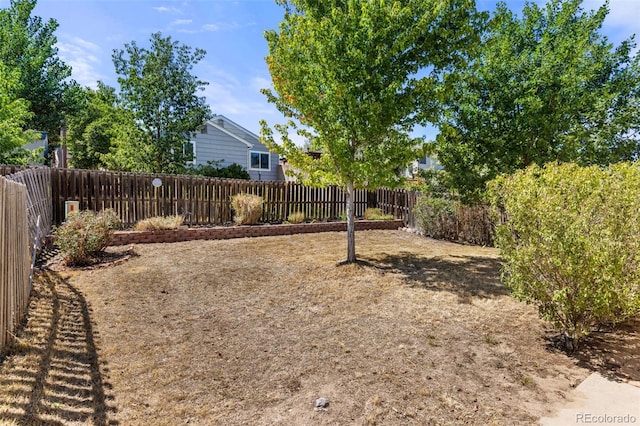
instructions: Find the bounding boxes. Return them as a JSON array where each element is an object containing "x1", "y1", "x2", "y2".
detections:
[{"x1": 152, "y1": 178, "x2": 162, "y2": 188}]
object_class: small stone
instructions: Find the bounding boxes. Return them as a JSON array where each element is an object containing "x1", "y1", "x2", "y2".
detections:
[{"x1": 314, "y1": 397, "x2": 330, "y2": 411}]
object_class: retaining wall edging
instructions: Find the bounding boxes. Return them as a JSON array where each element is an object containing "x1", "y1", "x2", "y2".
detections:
[{"x1": 110, "y1": 219, "x2": 404, "y2": 246}]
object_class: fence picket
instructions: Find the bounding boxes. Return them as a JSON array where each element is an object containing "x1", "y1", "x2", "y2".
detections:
[{"x1": 46, "y1": 168, "x2": 415, "y2": 226}]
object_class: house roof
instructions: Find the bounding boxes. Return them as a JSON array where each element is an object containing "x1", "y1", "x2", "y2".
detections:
[{"x1": 205, "y1": 115, "x2": 258, "y2": 149}]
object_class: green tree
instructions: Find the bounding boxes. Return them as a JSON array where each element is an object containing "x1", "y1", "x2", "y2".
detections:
[
  {"x1": 66, "y1": 82, "x2": 147, "y2": 170},
  {"x1": 113, "y1": 32, "x2": 212, "y2": 173},
  {"x1": 0, "y1": 0, "x2": 75, "y2": 141},
  {"x1": 433, "y1": 0, "x2": 640, "y2": 201},
  {"x1": 261, "y1": 0, "x2": 481, "y2": 263},
  {"x1": 0, "y1": 61, "x2": 38, "y2": 163}
]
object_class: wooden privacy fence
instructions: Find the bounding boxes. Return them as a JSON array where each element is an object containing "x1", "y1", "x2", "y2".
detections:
[
  {"x1": 0, "y1": 176, "x2": 31, "y2": 351},
  {"x1": 0, "y1": 165, "x2": 26, "y2": 176},
  {"x1": 375, "y1": 188, "x2": 419, "y2": 228},
  {"x1": 4, "y1": 168, "x2": 52, "y2": 246},
  {"x1": 51, "y1": 169, "x2": 387, "y2": 226}
]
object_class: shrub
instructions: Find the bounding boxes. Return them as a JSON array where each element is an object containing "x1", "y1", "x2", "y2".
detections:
[
  {"x1": 488, "y1": 162, "x2": 640, "y2": 348},
  {"x1": 54, "y1": 209, "x2": 121, "y2": 265},
  {"x1": 287, "y1": 211, "x2": 306, "y2": 224},
  {"x1": 188, "y1": 160, "x2": 250, "y2": 180},
  {"x1": 363, "y1": 207, "x2": 394, "y2": 220},
  {"x1": 231, "y1": 193, "x2": 263, "y2": 225},
  {"x1": 413, "y1": 195, "x2": 457, "y2": 240},
  {"x1": 134, "y1": 215, "x2": 184, "y2": 231}
]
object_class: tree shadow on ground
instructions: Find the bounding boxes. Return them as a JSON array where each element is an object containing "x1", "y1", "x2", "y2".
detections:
[
  {"x1": 358, "y1": 252, "x2": 509, "y2": 301},
  {"x1": 0, "y1": 270, "x2": 118, "y2": 425},
  {"x1": 546, "y1": 317, "x2": 640, "y2": 383},
  {"x1": 359, "y1": 251, "x2": 640, "y2": 384}
]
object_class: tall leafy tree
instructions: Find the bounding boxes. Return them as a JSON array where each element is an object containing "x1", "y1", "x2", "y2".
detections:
[
  {"x1": 0, "y1": 61, "x2": 38, "y2": 163},
  {"x1": 261, "y1": 0, "x2": 481, "y2": 263},
  {"x1": 113, "y1": 32, "x2": 212, "y2": 173},
  {"x1": 66, "y1": 82, "x2": 147, "y2": 170},
  {"x1": 433, "y1": 0, "x2": 640, "y2": 201},
  {"x1": 0, "y1": 0, "x2": 75, "y2": 141}
]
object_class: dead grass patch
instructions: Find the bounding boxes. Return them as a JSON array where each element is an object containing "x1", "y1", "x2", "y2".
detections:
[{"x1": 1, "y1": 230, "x2": 637, "y2": 425}]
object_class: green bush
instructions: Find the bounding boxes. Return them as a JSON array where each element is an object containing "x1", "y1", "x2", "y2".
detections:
[
  {"x1": 413, "y1": 195, "x2": 457, "y2": 240},
  {"x1": 188, "y1": 160, "x2": 250, "y2": 179},
  {"x1": 54, "y1": 209, "x2": 121, "y2": 265},
  {"x1": 363, "y1": 207, "x2": 394, "y2": 221},
  {"x1": 231, "y1": 193, "x2": 263, "y2": 225},
  {"x1": 488, "y1": 162, "x2": 640, "y2": 348}
]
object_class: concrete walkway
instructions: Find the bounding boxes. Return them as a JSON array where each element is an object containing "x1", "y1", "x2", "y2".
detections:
[{"x1": 540, "y1": 373, "x2": 640, "y2": 425}]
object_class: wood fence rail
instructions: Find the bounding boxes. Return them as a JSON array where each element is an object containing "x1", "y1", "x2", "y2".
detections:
[
  {"x1": 50, "y1": 169, "x2": 393, "y2": 226},
  {"x1": 0, "y1": 176, "x2": 31, "y2": 352}
]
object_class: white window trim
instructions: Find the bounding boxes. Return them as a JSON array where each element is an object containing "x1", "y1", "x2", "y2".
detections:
[{"x1": 248, "y1": 150, "x2": 271, "y2": 171}]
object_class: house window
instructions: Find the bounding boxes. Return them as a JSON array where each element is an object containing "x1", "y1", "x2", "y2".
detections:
[{"x1": 250, "y1": 151, "x2": 270, "y2": 170}]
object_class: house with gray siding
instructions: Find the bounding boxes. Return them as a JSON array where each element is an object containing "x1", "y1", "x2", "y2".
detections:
[{"x1": 189, "y1": 115, "x2": 281, "y2": 181}]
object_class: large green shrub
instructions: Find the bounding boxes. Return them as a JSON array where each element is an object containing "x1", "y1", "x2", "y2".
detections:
[
  {"x1": 231, "y1": 193, "x2": 263, "y2": 225},
  {"x1": 488, "y1": 162, "x2": 640, "y2": 347},
  {"x1": 413, "y1": 195, "x2": 458, "y2": 240},
  {"x1": 54, "y1": 209, "x2": 121, "y2": 265}
]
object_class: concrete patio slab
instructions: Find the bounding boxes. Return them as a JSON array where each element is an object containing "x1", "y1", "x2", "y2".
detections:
[{"x1": 540, "y1": 373, "x2": 639, "y2": 426}]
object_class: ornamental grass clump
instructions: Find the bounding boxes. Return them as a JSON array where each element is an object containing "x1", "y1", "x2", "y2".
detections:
[
  {"x1": 231, "y1": 193, "x2": 263, "y2": 225},
  {"x1": 134, "y1": 215, "x2": 184, "y2": 231},
  {"x1": 287, "y1": 211, "x2": 305, "y2": 224},
  {"x1": 54, "y1": 209, "x2": 121, "y2": 265},
  {"x1": 363, "y1": 207, "x2": 394, "y2": 221},
  {"x1": 488, "y1": 162, "x2": 640, "y2": 349}
]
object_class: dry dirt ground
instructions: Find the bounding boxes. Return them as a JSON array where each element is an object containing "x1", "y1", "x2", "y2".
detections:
[{"x1": 0, "y1": 230, "x2": 638, "y2": 425}]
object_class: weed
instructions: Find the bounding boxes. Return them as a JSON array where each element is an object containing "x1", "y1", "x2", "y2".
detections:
[
  {"x1": 484, "y1": 334, "x2": 501, "y2": 345},
  {"x1": 519, "y1": 374, "x2": 534, "y2": 386}
]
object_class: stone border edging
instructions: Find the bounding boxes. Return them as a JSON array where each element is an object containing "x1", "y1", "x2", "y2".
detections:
[{"x1": 110, "y1": 219, "x2": 404, "y2": 246}]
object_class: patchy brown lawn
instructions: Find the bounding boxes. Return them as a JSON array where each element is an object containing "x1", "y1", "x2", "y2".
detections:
[{"x1": 0, "y1": 230, "x2": 637, "y2": 425}]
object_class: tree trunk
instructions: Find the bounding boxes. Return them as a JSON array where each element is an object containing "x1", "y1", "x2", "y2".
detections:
[{"x1": 345, "y1": 181, "x2": 356, "y2": 263}]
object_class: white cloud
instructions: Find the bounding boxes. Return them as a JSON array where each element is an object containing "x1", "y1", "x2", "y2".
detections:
[
  {"x1": 204, "y1": 81, "x2": 273, "y2": 117},
  {"x1": 153, "y1": 6, "x2": 182, "y2": 14},
  {"x1": 196, "y1": 64, "x2": 277, "y2": 134},
  {"x1": 202, "y1": 23, "x2": 221, "y2": 32},
  {"x1": 250, "y1": 77, "x2": 272, "y2": 92},
  {"x1": 56, "y1": 36, "x2": 106, "y2": 88},
  {"x1": 171, "y1": 19, "x2": 193, "y2": 26},
  {"x1": 176, "y1": 21, "x2": 255, "y2": 34},
  {"x1": 584, "y1": 0, "x2": 640, "y2": 33},
  {"x1": 583, "y1": 0, "x2": 640, "y2": 55}
]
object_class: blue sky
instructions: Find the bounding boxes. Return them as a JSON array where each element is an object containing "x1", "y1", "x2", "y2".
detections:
[{"x1": 4, "y1": 0, "x2": 640, "y2": 143}]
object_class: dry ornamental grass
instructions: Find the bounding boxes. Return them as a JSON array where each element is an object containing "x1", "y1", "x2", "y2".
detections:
[{"x1": 0, "y1": 230, "x2": 637, "y2": 425}]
